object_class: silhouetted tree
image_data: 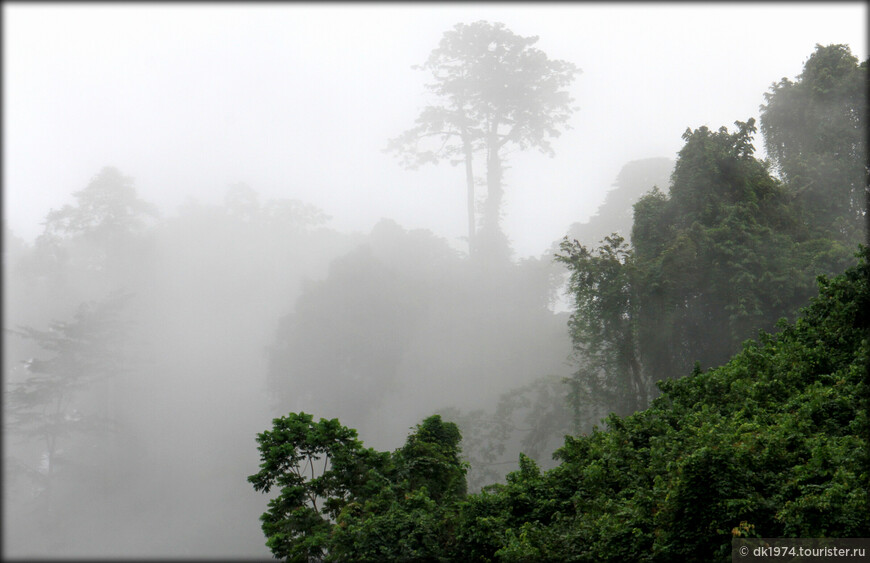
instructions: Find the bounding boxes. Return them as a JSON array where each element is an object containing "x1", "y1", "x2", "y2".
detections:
[
  {"x1": 387, "y1": 21, "x2": 580, "y2": 263},
  {"x1": 23, "y1": 167, "x2": 159, "y2": 304},
  {"x1": 5, "y1": 292, "x2": 133, "y2": 549}
]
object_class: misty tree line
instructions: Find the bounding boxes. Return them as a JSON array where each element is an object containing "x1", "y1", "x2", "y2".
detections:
[
  {"x1": 556, "y1": 42, "x2": 867, "y2": 424},
  {"x1": 3, "y1": 18, "x2": 867, "y2": 560},
  {"x1": 3, "y1": 172, "x2": 361, "y2": 553},
  {"x1": 247, "y1": 32, "x2": 867, "y2": 561},
  {"x1": 251, "y1": 251, "x2": 868, "y2": 560}
]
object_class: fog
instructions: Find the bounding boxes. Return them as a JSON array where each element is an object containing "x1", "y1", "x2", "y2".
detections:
[{"x1": 2, "y1": 3, "x2": 866, "y2": 558}]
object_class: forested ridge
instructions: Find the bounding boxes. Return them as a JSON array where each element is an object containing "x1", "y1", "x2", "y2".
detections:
[
  {"x1": 4, "y1": 19, "x2": 867, "y2": 560},
  {"x1": 249, "y1": 41, "x2": 869, "y2": 560},
  {"x1": 252, "y1": 247, "x2": 868, "y2": 561}
]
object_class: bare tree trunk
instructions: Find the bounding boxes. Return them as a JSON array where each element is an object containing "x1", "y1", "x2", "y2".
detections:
[
  {"x1": 485, "y1": 143, "x2": 503, "y2": 228},
  {"x1": 480, "y1": 132, "x2": 509, "y2": 265},
  {"x1": 463, "y1": 133, "x2": 475, "y2": 258}
]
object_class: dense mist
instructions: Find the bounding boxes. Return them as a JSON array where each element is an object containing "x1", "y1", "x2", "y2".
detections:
[
  {"x1": 3, "y1": 4, "x2": 867, "y2": 559},
  {"x1": 2, "y1": 171, "x2": 575, "y2": 556}
]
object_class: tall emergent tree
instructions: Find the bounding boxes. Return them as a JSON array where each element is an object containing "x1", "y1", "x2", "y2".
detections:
[
  {"x1": 387, "y1": 21, "x2": 580, "y2": 262},
  {"x1": 26, "y1": 166, "x2": 160, "y2": 300}
]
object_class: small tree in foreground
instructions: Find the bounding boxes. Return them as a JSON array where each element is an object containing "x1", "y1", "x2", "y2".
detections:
[
  {"x1": 247, "y1": 413, "x2": 386, "y2": 560},
  {"x1": 249, "y1": 413, "x2": 465, "y2": 561}
]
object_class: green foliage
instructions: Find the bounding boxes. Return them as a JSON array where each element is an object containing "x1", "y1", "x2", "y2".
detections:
[
  {"x1": 458, "y1": 249, "x2": 868, "y2": 560},
  {"x1": 396, "y1": 415, "x2": 467, "y2": 502},
  {"x1": 329, "y1": 416, "x2": 467, "y2": 561},
  {"x1": 632, "y1": 118, "x2": 816, "y2": 377},
  {"x1": 250, "y1": 43, "x2": 869, "y2": 560},
  {"x1": 247, "y1": 412, "x2": 386, "y2": 561},
  {"x1": 249, "y1": 413, "x2": 467, "y2": 561},
  {"x1": 556, "y1": 234, "x2": 646, "y2": 418},
  {"x1": 253, "y1": 250, "x2": 868, "y2": 560},
  {"x1": 561, "y1": 103, "x2": 859, "y2": 425},
  {"x1": 760, "y1": 44, "x2": 868, "y2": 241},
  {"x1": 332, "y1": 487, "x2": 455, "y2": 561}
]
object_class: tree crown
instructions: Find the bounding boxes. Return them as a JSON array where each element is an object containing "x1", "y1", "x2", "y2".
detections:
[{"x1": 387, "y1": 20, "x2": 580, "y2": 167}]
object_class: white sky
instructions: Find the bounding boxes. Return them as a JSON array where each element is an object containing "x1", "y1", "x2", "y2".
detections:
[{"x1": 3, "y1": 3, "x2": 867, "y2": 258}]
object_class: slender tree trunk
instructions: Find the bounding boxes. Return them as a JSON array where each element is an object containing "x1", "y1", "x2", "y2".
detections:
[
  {"x1": 480, "y1": 130, "x2": 509, "y2": 264},
  {"x1": 485, "y1": 144, "x2": 503, "y2": 227},
  {"x1": 463, "y1": 132, "x2": 475, "y2": 257}
]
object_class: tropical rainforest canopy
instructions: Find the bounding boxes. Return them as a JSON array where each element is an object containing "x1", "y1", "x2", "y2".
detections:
[
  {"x1": 247, "y1": 40, "x2": 869, "y2": 561},
  {"x1": 4, "y1": 17, "x2": 866, "y2": 559}
]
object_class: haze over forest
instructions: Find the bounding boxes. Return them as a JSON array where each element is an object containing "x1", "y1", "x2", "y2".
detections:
[
  {"x1": 5, "y1": 4, "x2": 867, "y2": 257},
  {"x1": 3, "y1": 3, "x2": 867, "y2": 559}
]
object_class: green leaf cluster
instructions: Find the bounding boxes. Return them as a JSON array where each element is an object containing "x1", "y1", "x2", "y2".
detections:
[
  {"x1": 631, "y1": 117, "x2": 834, "y2": 378},
  {"x1": 760, "y1": 44, "x2": 867, "y2": 241},
  {"x1": 249, "y1": 413, "x2": 467, "y2": 561},
  {"x1": 555, "y1": 45, "x2": 865, "y2": 424}
]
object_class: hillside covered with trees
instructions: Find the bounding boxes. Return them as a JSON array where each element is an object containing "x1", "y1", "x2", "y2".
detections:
[
  {"x1": 3, "y1": 12, "x2": 866, "y2": 559},
  {"x1": 249, "y1": 40, "x2": 869, "y2": 560},
  {"x1": 251, "y1": 247, "x2": 868, "y2": 560}
]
